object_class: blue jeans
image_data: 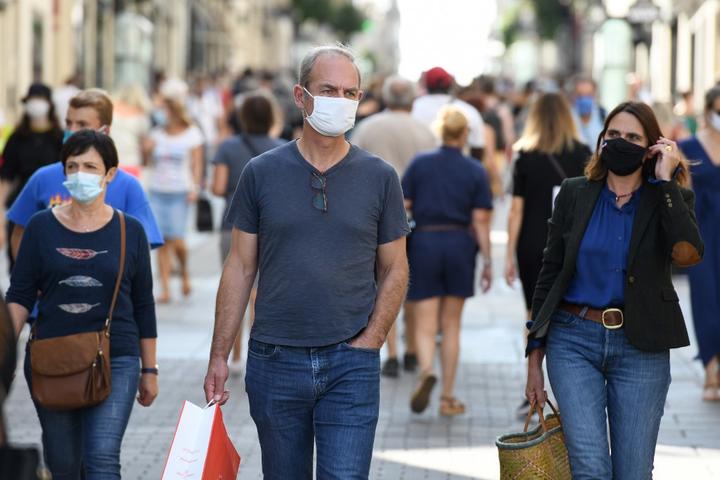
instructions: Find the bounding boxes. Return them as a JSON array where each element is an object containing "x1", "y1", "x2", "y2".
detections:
[
  {"x1": 245, "y1": 338, "x2": 380, "y2": 480},
  {"x1": 546, "y1": 309, "x2": 671, "y2": 480},
  {"x1": 25, "y1": 355, "x2": 140, "y2": 480}
]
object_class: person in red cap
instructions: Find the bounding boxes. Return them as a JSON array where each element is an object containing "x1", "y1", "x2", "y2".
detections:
[{"x1": 412, "y1": 67, "x2": 487, "y2": 164}]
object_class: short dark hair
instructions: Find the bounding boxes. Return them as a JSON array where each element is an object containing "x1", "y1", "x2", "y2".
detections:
[
  {"x1": 60, "y1": 129, "x2": 119, "y2": 173},
  {"x1": 239, "y1": 92, "x2": 275, "y2": 135}
]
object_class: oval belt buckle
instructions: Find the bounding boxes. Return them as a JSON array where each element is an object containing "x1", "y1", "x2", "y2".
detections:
[{"x1": 602, "y1": 308, "x2": 624, "y2": 329}]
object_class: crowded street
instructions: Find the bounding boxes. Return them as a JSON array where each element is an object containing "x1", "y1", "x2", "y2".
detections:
[{"x1": 3, "y1": 1, "x2": 720, "y2": 479}]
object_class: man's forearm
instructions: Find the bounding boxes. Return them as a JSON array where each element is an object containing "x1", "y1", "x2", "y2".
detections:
[
  {"x1": 210, "y1": 262, "x2": 255, "y2": 360},
  {"x1": 365, "y1": 258, "x2": 409, "y2": 344}
]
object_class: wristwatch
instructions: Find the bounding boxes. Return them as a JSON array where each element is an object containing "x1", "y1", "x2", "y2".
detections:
[{"x1": 141, "y1": 364, "x2": 159, "y2": 375}]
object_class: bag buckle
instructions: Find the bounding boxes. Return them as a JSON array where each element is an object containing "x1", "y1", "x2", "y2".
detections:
[{"x1": 601, "y1": 308, "x2": 624, "y2": 329}]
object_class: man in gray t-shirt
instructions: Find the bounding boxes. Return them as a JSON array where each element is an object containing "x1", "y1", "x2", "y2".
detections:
[{"x1": 204, "y1": 46, "x2": 410, "y2": 478}]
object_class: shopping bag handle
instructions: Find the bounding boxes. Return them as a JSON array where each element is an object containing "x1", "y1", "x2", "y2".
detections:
[{"x1": 523, "y1": 398, "x2": 561, "y2": 433}]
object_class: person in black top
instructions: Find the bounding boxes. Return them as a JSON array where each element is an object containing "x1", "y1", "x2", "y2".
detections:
[
  {"x1": 0, "y1": 83, "x2": 63, "y2": 260},
  {"x1": 6, "y1": 130, "x2": 158, "y2": 479},
  {"x1": 505, "y1": 92, "x2": 591, "y2": 312}
]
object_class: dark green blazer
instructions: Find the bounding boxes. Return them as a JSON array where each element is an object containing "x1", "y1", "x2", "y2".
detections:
[{"x1": 528, "y1": 176, "x2": 703, "y2": 352}]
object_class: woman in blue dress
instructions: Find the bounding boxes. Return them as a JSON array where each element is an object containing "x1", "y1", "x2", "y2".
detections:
[
  {"x1": 402, "y1": 106, "x2": 493, "y2": 416},
  {"x1": 678, "y1": 86, "x2": 720, "y2": 401}
]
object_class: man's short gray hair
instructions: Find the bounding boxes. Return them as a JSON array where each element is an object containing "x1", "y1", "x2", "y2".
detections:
[
  {"x1": 298, "y1": 45, "x2": 361, "y2": 89},
  {"x1": 382, "y1": 75, "x2": 416, "y2": 109}
]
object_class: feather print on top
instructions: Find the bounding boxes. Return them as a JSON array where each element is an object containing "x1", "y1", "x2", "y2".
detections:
[
  {"x1": 59, "y1": 276, "x2": 103, "y2": 287},
  {"x1": 58, "y1": 303, "x2": 101, "y2": 314},
  {"x1": 56, "y1": 248, "x2": 108, "y2": 260}
]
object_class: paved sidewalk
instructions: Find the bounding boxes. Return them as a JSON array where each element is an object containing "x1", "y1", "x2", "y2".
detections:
[{"x1": 5, "y1": 224, "x2": 720, "y2": 479}]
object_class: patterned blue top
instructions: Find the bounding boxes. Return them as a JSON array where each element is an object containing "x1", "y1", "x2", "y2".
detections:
[{"x1": 6, "y1": 210, "x2": 156, "y2": 357}]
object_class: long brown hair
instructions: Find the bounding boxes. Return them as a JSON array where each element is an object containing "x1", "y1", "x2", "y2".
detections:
[
  {"x1": 584, "y1": 102, "x2": 689, "y2": 187},
  {"x1": 513, "y1": 92, "x2": 580, "y2": 155}
]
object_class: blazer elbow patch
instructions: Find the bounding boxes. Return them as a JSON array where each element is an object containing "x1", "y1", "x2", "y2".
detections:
[{"x1": 672, "y1": 241, "x2": 701, "y2": 266}]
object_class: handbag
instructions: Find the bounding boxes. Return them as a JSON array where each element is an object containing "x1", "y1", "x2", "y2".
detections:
[
  {"x1": 196, "y1": 194, "x2": 214, "y2": 232},
  {"x1": 495, "y1": 399, "x2": 571, "y2": 480},
  {"x1": 29, "y1": 211, "x2": 126, "y2": 410}
]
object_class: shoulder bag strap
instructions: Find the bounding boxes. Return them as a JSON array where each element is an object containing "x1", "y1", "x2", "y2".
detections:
[
  {"x1": 104, "y1": 211, "x2": 126, "y2": 337},
  {"x1": 546, "y1": 153, "x2": 568, "y2": 180},
  {"x1": 239, "y1": 134, "x2": 261, "y2": 158}
]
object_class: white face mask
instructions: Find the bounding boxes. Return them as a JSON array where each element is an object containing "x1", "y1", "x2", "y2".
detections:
[
  {"x1": 303, "y1": 87, "x2": 358, "y2": 137},
  {"x1": 710, "y1": 112, "x2": 720, "y2": 132},
  {"x1": 63, "y1": 171, "x2": 105, "y2": 204},
  {"x1": 26, "y1": 99, "x2": 50, "y2": 119}
]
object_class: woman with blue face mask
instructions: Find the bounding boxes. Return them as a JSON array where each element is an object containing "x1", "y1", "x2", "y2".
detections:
[
  {"x1": 678, "y1": 86, "x2": 720, "y2": 401},
  {"x1": 6, "y1": 130, "x2": 158, "y2": 479}
]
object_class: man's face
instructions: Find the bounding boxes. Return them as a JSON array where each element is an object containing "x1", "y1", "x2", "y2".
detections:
[
  {"x1": 65, "y1": 106, "x2": 104, "y2": 133},
  {"x1": 293, "y1": 55, "x2": 363, "y2": 116},
  {"x1": 575, "y1": 81, "x2": 595, "y2": 99}
]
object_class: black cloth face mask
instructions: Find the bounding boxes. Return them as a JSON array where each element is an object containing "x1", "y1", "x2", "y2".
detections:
[{"x1": 600, "y1": 137, "x2": 647, "y2": 176}]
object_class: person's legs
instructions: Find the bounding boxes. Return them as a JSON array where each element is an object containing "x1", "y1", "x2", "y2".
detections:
[
  {"x1": 156, "y1": 242, "x2": 172, "y2": 303},
  {"x1": 403, "y1": 301, "x2": 418, "y2": 371},
  {"x1": 411, "y1": 297, "x2": 441, "y2": 412},
  {"x1": 83, "y1": 356, "x2": 140, "y2": 480},
  {"x1": 606, "y1": 333, "x2": 671, "y2": 480},
  {"x1": 438, "y1": 296, "x2": 465, "y2": 410},
  {"x1": 245, "y1": 339, "x2": 314, "y2": 479},
  {"x1": 381, "y1": 323, "x2": 400, "y2": 377},
  {"x1": 545, "y1": 310, "x2": 612, "y2": 479},
  {"x1": 314, "y1": 342, "x2": 380, "y2": 479},
  {"x1": 174, "y1": 239, "x2": 191, "y2": 297}
]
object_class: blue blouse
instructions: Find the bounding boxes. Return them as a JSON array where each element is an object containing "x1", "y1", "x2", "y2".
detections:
[{"x1": 563, "y1": 184, "x2": 640, "y2": 308}]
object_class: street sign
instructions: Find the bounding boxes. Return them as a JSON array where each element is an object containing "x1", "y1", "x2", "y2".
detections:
[{"x1": 627, "y1": 0, "x2": 661, "y2": 24}]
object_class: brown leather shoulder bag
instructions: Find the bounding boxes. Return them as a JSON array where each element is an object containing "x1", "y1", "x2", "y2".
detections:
[{"x1": 29, "y1": 211, "x2": 126, "y2": 410}]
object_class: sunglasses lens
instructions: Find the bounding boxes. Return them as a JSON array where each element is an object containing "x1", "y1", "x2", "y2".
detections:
[
  {"x1": 312, "y1": 192, "x2": 327, "y2": 211},
  {"x1": 311, "y1": 175, "x2": 325, "y2": 189}
]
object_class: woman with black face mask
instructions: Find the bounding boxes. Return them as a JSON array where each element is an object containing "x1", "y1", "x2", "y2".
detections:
[
  {"x1": 678, "y1": 86, "x2": 720, "y2": 401},
  {"x1": 523, "y1": 102, "x2": 703, "y2": 479}
]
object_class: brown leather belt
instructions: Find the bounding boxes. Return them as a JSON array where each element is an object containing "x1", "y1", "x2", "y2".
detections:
[
  {"x1": 415, "y1": 224, "x2": 469, "y2": 232},
  {"x1": 559, "y1": 302, "x2": 624, "y2": 329}
]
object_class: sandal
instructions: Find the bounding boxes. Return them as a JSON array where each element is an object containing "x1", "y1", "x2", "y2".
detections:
[
  {"x1": 439, "y1": 396, "x2": 466, "y2": 416},
  {"x1": 703, "y1": 357, "x2": 720, "y2": 402},
  {"x1": 410, "y1": 373, "x2": 437, "y2": 413}
]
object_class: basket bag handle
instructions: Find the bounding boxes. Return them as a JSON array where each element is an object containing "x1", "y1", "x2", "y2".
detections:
[{"x1": 524, "y1": 398, "x2": 561, "y2": 433}]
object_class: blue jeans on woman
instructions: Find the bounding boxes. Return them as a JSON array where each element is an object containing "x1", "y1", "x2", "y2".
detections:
[
  {"x1": 546, "y1": 309, "x2": 671, "y2": 480},
  {"x1": 245, "y1": 338, "x2": 380, "y2": 480},
  {"x1": 25, "y1": 355, "x2": 140, "y2": 480}
]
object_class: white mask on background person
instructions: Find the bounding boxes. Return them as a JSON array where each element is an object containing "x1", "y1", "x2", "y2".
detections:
[
  {"x1": 303, "y1": 87, "x2": 358, "y2": 137},
  {"x1": 710, "y1": 112, "x2": 720, "y2": 132},
  {"x1": 63, "y1": 172, "x2": 105, "y2": 204},
  {"x1": 25, "y1": 99, "x2": 50, "y2": 119}
]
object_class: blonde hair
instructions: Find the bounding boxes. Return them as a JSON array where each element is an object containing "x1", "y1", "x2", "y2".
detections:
[
  {"x1": 163, "y1": 97, "x2": 192, "y2": 129},
  {"x1": 113, "y1": 84, "x2": 152, "y2": 112},
  {"x1": 434, "y1": 106, "x2": 468, "y2": 143},
  {"x1": 69, "y1": 89, "x2": 114, "y2": 126},
  {"x1": 513, "y1": 92, "x2": 579, "y2": 155}
]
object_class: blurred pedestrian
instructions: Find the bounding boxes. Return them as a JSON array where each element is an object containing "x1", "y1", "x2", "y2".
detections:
[
  {"x1": 6, "y1": 130, "x2": 158, "y2": 479},
  {"x1": 678, "y1": 86, "x2": 720, "y2": 401},
  {"x1": 52, "y1": 72, "x2": 82, "y2": 129},
  {"x1": 211, "y1": 91, "x2": 285, "y2": 375},
  {"x1": 505, "y1": 92, "x2": 590, "y2": 416},
  {"x1": 570, "y1": 75, "x2": 606, "y2": 148},
  {"x1": 187, "y1": 75, "x2": 224, "y2": 153},
  {"x1": 0, "y1": 83, "x2": 63, "y2": 259},
  {"x1": 404, "y1": 106, "x2": 493, "y2": 416},
  {"x1": 526, "y1": 102, "x2": 702, "y2": 478},
  {"x1": 7, "y1": 89, "x2": 163, "y2": 268},
  {"x1": 204, "y1": 45, "x2": 409, "y2": 478},
  {"x1": 352, "y1": 75, "x2": 437, "y2": 378},
  {"x1": 674, "y1": 91, "x2": 698, "y2": 136},
  {"x1": 144, "y1": 84, "x2": 203, "y2": 303},
  {"x1": 111, "y1": 84, "x2": 152, "y2": 178}
]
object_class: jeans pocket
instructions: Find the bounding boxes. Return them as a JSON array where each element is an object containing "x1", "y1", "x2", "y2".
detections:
[
  {"x1": 551, "y1": 309, "x2": 579, "y2": 328},
  {"x1": 341, "y1": 341, "x2": 380, "y2": 354},
  {"x1": 248, "y1": 339, "x2": 280, "y2": 358}
]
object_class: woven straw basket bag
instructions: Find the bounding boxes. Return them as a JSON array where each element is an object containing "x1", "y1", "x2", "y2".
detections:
[{"x1": 495, "y1": 400, "x2": 571, "y2": 479}]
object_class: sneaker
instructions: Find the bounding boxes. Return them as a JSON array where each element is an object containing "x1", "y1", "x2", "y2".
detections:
[
  {"x1": 381, "y1": 358, "x2": 400, "y2": 378},
  {"x1": 403, "y1": 353, "x2": 418, "y2": 372},
  {"x1": 410, "y1": 374, "x2": 437, "y2": 413},
  {"x1": 516, "y1": 398, "x2": 531, "y2": 420}
]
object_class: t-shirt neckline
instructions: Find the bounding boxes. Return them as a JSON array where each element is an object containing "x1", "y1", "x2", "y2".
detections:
[
  {"x1": 50, "y1": 208, "x2": 117, "y2": 235},
  {"x1": 291, "y1": 140, "x2": 356, "y2": 176}
]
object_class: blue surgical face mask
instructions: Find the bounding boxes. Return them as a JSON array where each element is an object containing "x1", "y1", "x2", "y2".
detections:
[
  {"x1": 152, "y1": 109, "x2": 167, "y2": 127},
  {"x1": 63, "y1": 130, "x2": 74, "y2": 144},
  {"x1": 575, "y1": 96, "x2": 594, "y2": 116},
  {"x1": 63, "y1": 171, "x2": 105, "y2": 204}
]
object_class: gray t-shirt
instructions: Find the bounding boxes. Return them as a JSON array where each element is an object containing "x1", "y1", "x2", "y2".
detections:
[
  {"x1": 227, "y1": 141, "x2": 410, "y2": 347},
  {"x1": 213, "y1": 134, "x2": 286, "y2": 230}
]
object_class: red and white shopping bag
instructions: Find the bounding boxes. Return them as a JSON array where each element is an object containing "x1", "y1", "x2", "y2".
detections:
[{"x1": 161, "y1": 400, "x2": 241, "y2": 480}]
